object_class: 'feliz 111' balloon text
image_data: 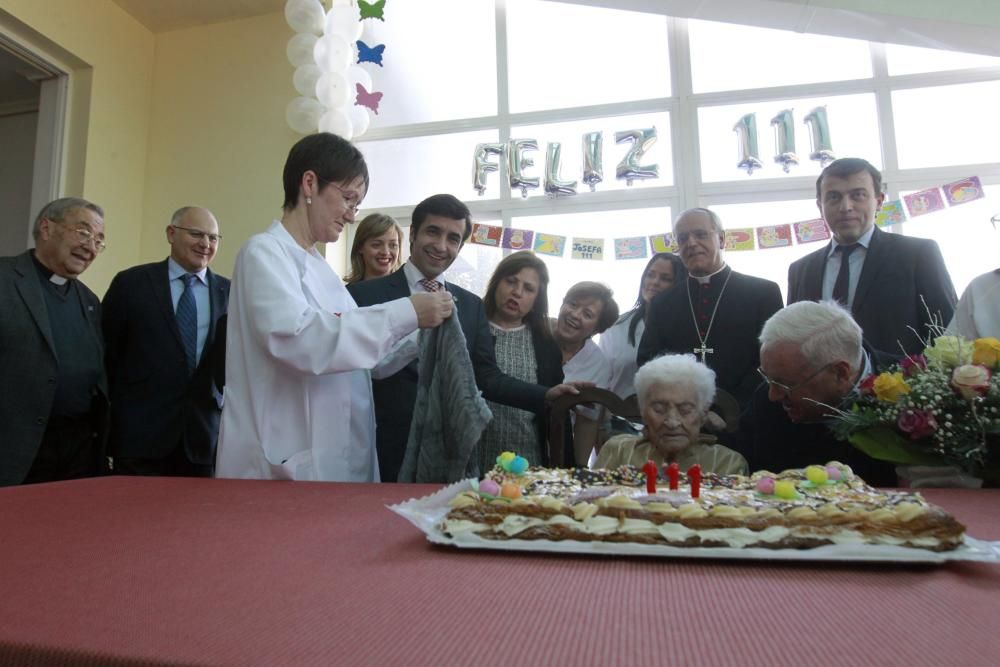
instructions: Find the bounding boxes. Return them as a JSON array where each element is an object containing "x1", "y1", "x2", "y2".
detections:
[{"x1": 473, "y1": 128, "x2": 660, "y2": 198}]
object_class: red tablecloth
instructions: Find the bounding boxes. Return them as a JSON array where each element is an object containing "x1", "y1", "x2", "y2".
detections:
[{"x1": 0, "y1": 477, "x2": 997, "y2": 666}]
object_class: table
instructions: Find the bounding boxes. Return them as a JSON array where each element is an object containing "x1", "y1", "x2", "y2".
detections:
[{"x1": 1, "y1": 477, "x2": 997, "y2": 666}]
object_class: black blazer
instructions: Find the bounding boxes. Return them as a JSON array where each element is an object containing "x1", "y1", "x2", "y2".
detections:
[
  {"x1": 348, "y1": 267, "x2": 548, "y2": 482},
  {"x1": 102, "y1": 260, "x2": 230, "y2": 464},
  {"x1": 0, "y1": 251, "x2": 109, "y2": 486},
  {"x1": 728, "y1": 342, "x2": 899, "y2": 487},
  {"x1": 788, "y1": 226, "x2": 957, "y2": 356}
]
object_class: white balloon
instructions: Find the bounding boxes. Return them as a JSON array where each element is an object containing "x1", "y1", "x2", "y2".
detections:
[
  {"x1": 347, "y1": 64, "x2": 372, "y2": 92},
  {"x1": 313, "y1": 33, "x2": 352, "y2": 72},
  {"x1": 292, "y1": 64, "x2": 322, "y2": 97},
  {"x1": 284, "y1": 0, "x2": 325, "y2": 35},
  {"x1": 285, "y1": 96, "x2": 323, "y2": 134},
  {"x1": 348, "y1": 104, "x2": 371, "y2": 138},
  {"x1": 326, "y1": 5, "x2": 363, "y2": 41},
  {"x1": 286, "y1": 33, "x2": 318, "y2": 68},
  {"x1": 315, "y1": 71, "x2": 350, "y2": 109},
  {"x1": 319, "y1": 109, "x2": 353, "y2": 140}
]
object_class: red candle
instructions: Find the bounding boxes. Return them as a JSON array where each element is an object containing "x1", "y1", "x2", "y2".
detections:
[
  {"x1": 666, "y1": 462, "x2": 680, "y2": 490},
  {"x1": 642, "y1": 460, "x2": 657, "y2": 493},
  {"x1": 688, "y1": 464, "x2": 702, "y2": 499}
]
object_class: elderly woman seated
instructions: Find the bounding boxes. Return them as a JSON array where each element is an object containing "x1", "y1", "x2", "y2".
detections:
[{"x1": 594, "y1": 354, "x2": 748, "y2": 474}]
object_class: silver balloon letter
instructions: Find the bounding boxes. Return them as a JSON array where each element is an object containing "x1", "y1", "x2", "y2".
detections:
[
  {"x1": 804, "y1": 106, "x2": 835, "y2": 166},
  {"x1": 472, "y1": 143, "x2": 505, "y2": 196},
  {"x1": 614, "y1": 128, "x2": 659, "y2": 186},
  {"x1": 770, "y1": 109, "x2": 798, "y2": 173},
  {"x1": 733, "y1": 113, "x2": 763, "y2": 176},
  {"x1": 508, "y1": 138, "x2": 540, "y2": 198},
  {"x1": 582, "y1": 131, "x2": 603, "y2": 192},
  {"x1": 544, "y1": 142, "x2": 578, "y2": 198}
]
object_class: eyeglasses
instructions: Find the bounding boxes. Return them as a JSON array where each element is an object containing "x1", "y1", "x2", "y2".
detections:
[
  {"x1": 57, "y1": 223, "x2": 107, "y2": 253},
  {"x1": 172, "y1": 225, "x2": 222, "y2": 244},
  {"x1": 321, "y1": 180, "x2": 363, "y2": 214},
  {"x1": 757, "y1": 362, "x2": 834, "y2": 398}
]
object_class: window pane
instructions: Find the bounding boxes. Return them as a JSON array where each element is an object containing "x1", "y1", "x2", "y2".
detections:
[
  {"x1": 362, "y1": 0, "x2": 496, "y2": 127},
  {"x1": 886, "y1": 43, "x2": 1000, "y2": 76},
  {"x1": 705, "y1": 199, "x2": 822, "y2": 304},
  {"x1": 511, "y1": 112, "x2": 672, "y2": 198},
  {"x1": 506, "y1": 0, "x2": 670, "y2": 113},
  {"x1": 360, "y1": 130, "x2": 501, "y2": 208},
  {"x1": 689, "y1": 20, "x2": 871, "y2": 93},
  {"x1": 897, "y1": 186, "x2": 1000, "y2": 298},
  {"x1": 893, "y1": 82, "x2": 1000, "y2": 169},
  {"x1": 698, "y1": 94, "x2": 881, "y2": 184},
  {"x1": 443, "y1": 234, "x2": 504, "y2": 298},
  {"x1": 512, "y1": 207, "x2": 672, "y2": 318}
]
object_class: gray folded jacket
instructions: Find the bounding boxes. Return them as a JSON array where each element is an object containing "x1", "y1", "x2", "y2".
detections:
[{"x1": 397, "y1": 313, "x2": 492, "y2": 483}]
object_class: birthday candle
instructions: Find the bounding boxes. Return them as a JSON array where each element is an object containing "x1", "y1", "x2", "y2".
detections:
[
  {"x1": 642, "y1": 460, "x2": 657, "y2": 493},
  {"x1": 666, "y1": 462, "x2": 680, "y2": 490},
  {"x1": 688, "y1": 464, "x2": 702, "y2": 499}
]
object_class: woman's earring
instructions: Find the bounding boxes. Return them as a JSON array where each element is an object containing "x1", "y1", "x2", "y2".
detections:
[{"x1": 306, "y1": 196, "x2": 312, "y2": 205}]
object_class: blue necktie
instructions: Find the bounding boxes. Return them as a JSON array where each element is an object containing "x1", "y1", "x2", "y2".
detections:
[{"x1": 177, "y1": 273, "x2": 198, "y2": 373}]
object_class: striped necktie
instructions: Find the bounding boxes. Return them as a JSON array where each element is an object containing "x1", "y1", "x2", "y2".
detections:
[{"x1": 176, "y1": 273, "x2": 198, "y2": 373}]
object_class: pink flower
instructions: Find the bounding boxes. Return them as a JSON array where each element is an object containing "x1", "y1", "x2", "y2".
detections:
[
  {"x1": 951, "y1": 364, "x2": 992, "y2": 400},
  {"x1": 900, "y1": 354, "x2": 927, "y2": 377},
  {"x1": 897, "y1": 409, "x2": 937, "y2": 440}
]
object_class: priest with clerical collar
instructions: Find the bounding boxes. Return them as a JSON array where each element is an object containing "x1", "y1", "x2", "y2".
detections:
[
  {"x1": 637, "y1": 207, "x2": 783, "y2": 408},
  {"x1": 0, "y1": 197, "x2": 109, "y2": 486}
]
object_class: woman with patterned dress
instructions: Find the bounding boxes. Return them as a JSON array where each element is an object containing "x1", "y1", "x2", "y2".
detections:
[{"x1": 478, "y1": 251, "x2": 563, "y2": 471}]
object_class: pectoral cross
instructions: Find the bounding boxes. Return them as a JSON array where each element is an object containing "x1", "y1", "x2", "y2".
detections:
[{"x1": 693, "y1": 342, "x2": 713, "y2": 363}]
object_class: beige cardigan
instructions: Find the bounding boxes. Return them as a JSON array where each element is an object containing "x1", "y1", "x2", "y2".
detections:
[{"x1": 594, "y1": 434, "x2": 748, "y2": 475}]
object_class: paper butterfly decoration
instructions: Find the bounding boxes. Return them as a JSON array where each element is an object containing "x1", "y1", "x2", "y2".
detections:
[
  {"x1": 356, "y1": 40, "x2": 385, "y2": 67},
  {"x1": 359, "y1": 0, "x2": 386, "y2": 21},
  {"x1": 355, "y1": 84, "x2": 384, "y2": 115}
]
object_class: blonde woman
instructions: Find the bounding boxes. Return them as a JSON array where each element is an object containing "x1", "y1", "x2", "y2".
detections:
[{"x1": 344, "y1": 213, "x2": 403, "y2": 284}]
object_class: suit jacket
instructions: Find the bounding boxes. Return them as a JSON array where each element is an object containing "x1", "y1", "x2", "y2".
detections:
[
  {"x1": 348, "y1": 268, "x2": 548, "y2": 482},
  {"x1": 727, "y1": 342, "x2": 899, "y2": 487},
  {"x1": 787, "y1": 226, "x2": 957, "y2": 356},
  {"x1": 637, "y1": 268, "x2": 784, "y2": 408},
  {"x1": 0, "y1": 251, "x2": 109, "y2": 486},
  {"x1": 102, "y1": 260, "x2": 230, "y2": 464}
]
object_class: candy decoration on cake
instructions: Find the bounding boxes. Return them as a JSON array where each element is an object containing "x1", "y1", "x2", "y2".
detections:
[
  {"x1": 773, "y1": 480, "x2": 797, "y2": 499},
  {"x1": 643, "y1": 460, "x2": 657, "y2": 493},
  {"x1": 497, "y1": 451, "x2": 529, "y2": 475},
  {"x1": 805, "y1": 465, "x2": 829, "y2": 485},
  {"x1": 756, "y1": 476, "x2": 776, "y2": 495}
]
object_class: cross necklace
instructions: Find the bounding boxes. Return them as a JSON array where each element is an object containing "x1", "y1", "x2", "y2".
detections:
[{"x1": 686, "y1": 268, "x2": 733, "y2": 363}]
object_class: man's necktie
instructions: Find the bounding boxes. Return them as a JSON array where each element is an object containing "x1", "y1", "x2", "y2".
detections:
[
  {"x1": 176, "y1": 273, "x2": 198, "y2": 373},
  {"x1": 419, "y1": 278, "x2": 442, "y2": 293},
  {"x1": 832, "y1": 243, "x2": 860, "y2": 306}
]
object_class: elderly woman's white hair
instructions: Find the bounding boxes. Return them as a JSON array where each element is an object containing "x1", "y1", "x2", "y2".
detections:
[
  {"x1": 634, "y1": 354, "x2": 716, "y2": 413},
  {"x1": 759, "y1": 301, "x2": 863, "y2": 370}
]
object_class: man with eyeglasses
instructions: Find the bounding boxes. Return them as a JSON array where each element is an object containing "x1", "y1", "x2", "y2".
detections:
[
  {"x1": 788, "y1": 157, "x2": 956, "y2": 356},
  {"x1": 731, "y1": 300, "x2": 897, "y2": 486},
  {"x1": 0, "y1": 197, "x2": 109, "y2": 486},
  {"x1": 637, "y1": 207, "x2": 784, "y2": 409},
  {"x1": 102, "y1": 206, "x2": 230, "y2": 477}
]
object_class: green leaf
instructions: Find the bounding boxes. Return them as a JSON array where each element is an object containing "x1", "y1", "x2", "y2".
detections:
[{"x1": 848, "y1": 427, "x2": 946, "y2": 466}]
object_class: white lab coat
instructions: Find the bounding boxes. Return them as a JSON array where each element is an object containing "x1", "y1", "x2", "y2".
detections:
[{"x1": 215, "y1": 221, "x2": 417, "y2": 481}]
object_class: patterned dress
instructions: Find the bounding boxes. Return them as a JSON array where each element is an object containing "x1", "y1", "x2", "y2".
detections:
[{"x1": 478, "y1": 324, "x2": 541, "y2": 471}]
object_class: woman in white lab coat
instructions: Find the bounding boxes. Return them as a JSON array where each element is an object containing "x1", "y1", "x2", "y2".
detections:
[{"x1": 215, "y1": 133, "x2": 453, "y2": 481}]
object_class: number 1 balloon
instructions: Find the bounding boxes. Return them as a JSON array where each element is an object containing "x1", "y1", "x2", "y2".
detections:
[
  {"x1": 804, "y1": 106, "x2": 836, "y2": 166},
  {"x1": 733, "y1": 113, "x2": 763, "y2": 176},
  {"x1": 770, "y1": 109, "x2": 798, "y2": 173}
]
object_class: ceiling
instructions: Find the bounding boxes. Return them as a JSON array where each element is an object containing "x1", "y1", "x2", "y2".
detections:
[{"x1": 111, "y1": 0, "x2": 285, "y2": 33}]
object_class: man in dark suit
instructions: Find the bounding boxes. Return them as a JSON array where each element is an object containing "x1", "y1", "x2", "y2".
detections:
[
  {"x1": 732, "y1": 300, "x2": 897, "y2": 487},
  {"x1": 637, "y1": 207, "x2": 784, "y2": 408},
  {"x1": 0, "y1": 197, "x2": 109, "y2": 486},
  {"x1": 788, "y1": 157, "x2": 957, "y2": 356},
  {"x1": 102, "y1": 206, "x2": 230, "y2": 477},
  {"x1": 348, "y1": 194, "x2": 580, "y2": 482}
]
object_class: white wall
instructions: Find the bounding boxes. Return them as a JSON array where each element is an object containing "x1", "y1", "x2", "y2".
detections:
[{"x1": 0, "y1": 110, "x2": 37, "y2": 254}]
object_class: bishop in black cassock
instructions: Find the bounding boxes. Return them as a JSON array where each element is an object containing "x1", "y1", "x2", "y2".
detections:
[{"x1": 637, "y1": 208, "x2": 783, "y2": 408}]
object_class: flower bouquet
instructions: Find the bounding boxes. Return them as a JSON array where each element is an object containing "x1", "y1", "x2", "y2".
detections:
[{"x1": 829, "y1": 334, "x2": 1000, "y2": 487}]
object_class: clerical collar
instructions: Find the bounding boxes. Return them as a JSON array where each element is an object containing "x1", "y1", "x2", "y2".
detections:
[
  {"x1": 30, "y1": 251, "x2": 70, "y2": 285},
  {"x1": 689, "y1": 263, "x2": 728, "y2": 285}
]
